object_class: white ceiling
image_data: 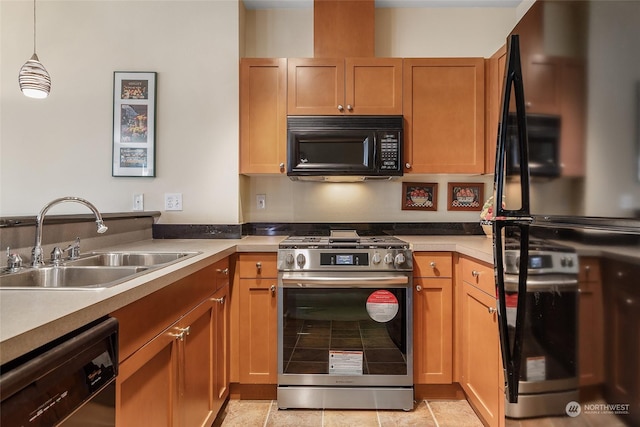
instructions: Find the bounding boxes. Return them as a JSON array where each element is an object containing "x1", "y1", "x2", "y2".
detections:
[{"x1": 242, "y1": 0, "x2": 522, "y2": 9}]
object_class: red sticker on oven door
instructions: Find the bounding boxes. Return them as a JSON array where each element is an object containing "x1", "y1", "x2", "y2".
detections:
[{"x1": 366, "y1": 290, "x2": 399, "y2": 323}]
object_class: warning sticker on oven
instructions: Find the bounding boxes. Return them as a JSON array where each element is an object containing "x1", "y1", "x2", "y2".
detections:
[
  {"x1": 366, "y1": 290, "x2": 399, "y2": 322},
  {"x1": 329, "y1": 350, "x2": 363, "y2": 375}
]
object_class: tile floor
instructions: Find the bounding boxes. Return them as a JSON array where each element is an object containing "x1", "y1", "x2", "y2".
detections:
[
  {"x1": 215, "y1": 398, "x2": 631, "y2": 427},
  {"x1": 215, "y1": 399, "x2": 483, "y2": 427}
]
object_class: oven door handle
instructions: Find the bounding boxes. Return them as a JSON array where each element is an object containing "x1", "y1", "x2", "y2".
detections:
[{"x1": 280, "y1": 275, "x2": 409, "y2": 287}]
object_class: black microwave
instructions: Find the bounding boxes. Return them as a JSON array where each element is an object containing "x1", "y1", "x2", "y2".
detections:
[
  {"x1": 287, "y1": 116, "x2": 404, "y2": 181},
  {"x1": 506, "y1": 113, "x2": 561, "y2": 178}
]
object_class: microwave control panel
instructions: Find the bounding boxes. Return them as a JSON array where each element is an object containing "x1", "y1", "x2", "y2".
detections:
[{"x1": 378, "y1": 131, "x2": 401, "y2": 171}]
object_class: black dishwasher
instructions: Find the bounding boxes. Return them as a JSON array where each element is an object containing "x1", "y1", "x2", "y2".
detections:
[{"x1": 0, "y1": 316, "x2": 118, "y2": 426}]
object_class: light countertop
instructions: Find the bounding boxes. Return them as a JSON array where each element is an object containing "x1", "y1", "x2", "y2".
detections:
[{"x1": 0, "y1": 235, "x2": 492, "y2": 365}]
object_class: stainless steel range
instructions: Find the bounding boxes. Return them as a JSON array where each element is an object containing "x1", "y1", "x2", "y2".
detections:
[
  {"x1": 277, "y1": 231, "x2": 414, "y2": 410},
  {"x1": 502, "y1": 237, "x2": 580, "y2": 418}
]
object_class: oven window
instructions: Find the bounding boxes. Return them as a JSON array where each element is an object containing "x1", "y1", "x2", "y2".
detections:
[{"x1": 281, "y1": 288, "x2": 407, "y2": 376}]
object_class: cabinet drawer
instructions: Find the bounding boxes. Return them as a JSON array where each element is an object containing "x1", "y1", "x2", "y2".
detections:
[
  {"x1": 413, "y1": 252, "x2": 453, "y2": 278},
  {"x1": 238, "y1": 253, "x2": 278, "y2": 278},
  {"x1": 461, "y1": 256, "x2": 495, "y2": 296},
  {"x1": 578, "y1": 257, "x2": 601, "y2": 283}
]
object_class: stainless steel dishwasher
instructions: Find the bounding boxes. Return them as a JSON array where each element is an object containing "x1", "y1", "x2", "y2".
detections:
[{"x1": 1, "y1": 316, "x2": 118, "y2": 426}]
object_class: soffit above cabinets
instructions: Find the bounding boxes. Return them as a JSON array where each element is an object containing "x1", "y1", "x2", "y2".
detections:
[{"x1": 243, "y1": 0, "x2": 522, "y2": 10}]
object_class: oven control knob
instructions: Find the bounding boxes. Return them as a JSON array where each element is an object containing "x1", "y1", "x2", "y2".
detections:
[
  {"x1": 372, "y1": 252, "x2": 382, "y2": 264},
  {"x1": 296, "y1": 253, "x2": 306, "y2": 268},
  {"x1": 394, "y1": 253, "x2": 406, "y2": 267},
  {"x1": 285, "y1": 253, "x2": 294, "y2": 265},
  {"x1": 384, "y1": 253, "x2": 394, "y2": 264}
]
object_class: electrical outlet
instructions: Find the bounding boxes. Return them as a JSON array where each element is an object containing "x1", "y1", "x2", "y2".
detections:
[
  {"x1": 256, "y1": 194, "x2": 266, "y2": 210},
  {"x1": 133, "y1": 193, "x2": 144, "y2": 211},
  {"x1": 165, "y1": 193, "x2": 183, "y2": 211}
]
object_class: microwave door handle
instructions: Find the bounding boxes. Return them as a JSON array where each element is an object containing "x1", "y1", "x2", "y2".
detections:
[
  {"x1": 495, "y1": 34, "x2": 532, "y2": 219},
  {"x1": 494, "y1": 220, "x2": 530, "y2": 403}
]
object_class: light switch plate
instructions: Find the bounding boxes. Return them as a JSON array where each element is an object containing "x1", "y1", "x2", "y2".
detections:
[
  {"x1": 256, "y1": 194, "x2": 266, "y2": 209},
  {"x1": 165, "y1": 193, "x2": 183, "y2": 211}
]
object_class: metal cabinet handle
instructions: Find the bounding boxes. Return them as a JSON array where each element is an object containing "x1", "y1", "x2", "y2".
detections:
[
  {"x1": 337, "y1": 104, "x2": 344, "y2": 112},
  {"x1": 430, "y1": 261, "x2": 436, "y2": 268},
  {"x1": 270, "y1": 284, "x2": 276, "y2": 296},
  {"x1": 347, "y1": 104, "x2": 353, "y2": 111},
  {"x1": 488, "y1": 307, "x2": 497, "y2": 314},
  {"x1": 212, "y1": 296, "x2": 225, "y2": 305},
  {"x1": 279, "y1": 162, "x2": 285, "y2": 170},
  {"x1": 472, "y1": 270, "x2": 480, "y2": 278},
  {"x1": 405, "y1": 162, "x2": 411, "y2": 169},
  {"x1": 172, "y1": 326, "x2": 191, "y2": 341},
  {"x1": 256, "y1": 262, "x2": 262, "y2": 274},
  {"x1": 416, "y1": 285, "x2": 422, "y2": 292},
  {"x1": 216, "y1": 268, "x2": 229, "y2": 275}
]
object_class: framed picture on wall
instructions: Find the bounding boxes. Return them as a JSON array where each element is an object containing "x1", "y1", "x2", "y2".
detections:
[
  {"x1": 112, "y1": 71, "x2": 156, "y2": 177},
  {"x1": 447, "y1": 182, "x2": 483, "y2": 211},
  {"x1": 402, "y1": 182, "x2": 438, "y2": 211}
]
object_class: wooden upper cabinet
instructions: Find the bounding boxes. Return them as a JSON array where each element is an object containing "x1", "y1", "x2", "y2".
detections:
[
  {"x1": 239, "y1": 58, "x2": 287, "y2": 174},
  {"x1": 403, "y1": 58, "x2": 485, "y2": 174},
  {"x1": 485, "y1": 45, "x2": 507, "y2": 174},
  {"x1": 288, "y1": 57, "x2": 402, "y2": 115},
  {"x1": 314, "y1": 0, "x2": 374, "y2": 58}
]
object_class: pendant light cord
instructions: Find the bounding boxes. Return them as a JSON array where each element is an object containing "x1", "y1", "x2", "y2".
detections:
[{"x1": 33, "y1": 0, "x2": 37, "y2": 53}]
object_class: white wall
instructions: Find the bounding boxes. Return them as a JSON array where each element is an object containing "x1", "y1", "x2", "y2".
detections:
[{"x1": 0, "y1": 0, "x2": 240, "y2": 223}]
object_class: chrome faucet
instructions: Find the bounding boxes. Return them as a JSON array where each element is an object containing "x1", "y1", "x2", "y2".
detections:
[{"x1": 31, "y1": 197, "x2": 108, "y2": 267}]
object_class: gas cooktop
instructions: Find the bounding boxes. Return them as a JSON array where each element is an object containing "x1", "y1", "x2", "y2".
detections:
[{"x1": 279, "y1": 230, "x2": 409, "y2": 250}]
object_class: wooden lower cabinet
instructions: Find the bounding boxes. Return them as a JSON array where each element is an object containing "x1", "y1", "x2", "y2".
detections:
[
  {"x1": 577, "y1": 257, "x2": 604, "y2": 386},
  {"x1": 459, "y1": 255, "x2": 504, "y2": 427},
  {"x1": 413, "y1": 277, "x2": 453, "y2": 384},
  {"x1": 114, "y1": 259, "x2": 230, "y2": 427},
  {"x1": 237, "y1": 253, "x2": 278, "y2": 384}
]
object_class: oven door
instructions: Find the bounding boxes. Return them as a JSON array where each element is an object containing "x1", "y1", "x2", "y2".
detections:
[{"x1": 278, "y1": 272, "x2": 412, "y2": 387}]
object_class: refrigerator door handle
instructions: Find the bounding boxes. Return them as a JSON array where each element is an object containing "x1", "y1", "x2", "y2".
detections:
[{"x1": 494, "y1": 220, "x2": 530, "y2": 403}]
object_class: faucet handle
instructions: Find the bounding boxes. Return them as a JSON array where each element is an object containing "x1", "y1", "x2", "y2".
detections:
[
  {"x1": 50, "y1": 247, "x2": 64, "y2": 265},
  {"x1": 64, "y1": 237, "x2": 81, "y2": 260},
  {"x1": 6, "y1": 247, "x2": 23, "y2": 272}
]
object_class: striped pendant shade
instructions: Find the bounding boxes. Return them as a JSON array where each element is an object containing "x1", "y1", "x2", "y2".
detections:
[{"x1": 19, "y1": 53, "x2": 51, "y2": 99}]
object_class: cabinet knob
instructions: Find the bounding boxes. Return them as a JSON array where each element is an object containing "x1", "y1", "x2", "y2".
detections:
[
  {"x1": 337, "y1": 104, "x2": 344, "y2": 112},
  {"x1": 212, "y1": 296, "x2": 225, "y2": 305},
  {"x1": 488, "y1": 307, "x2": 497, "y2": 314},
  {"x1": 256, "y1": 262, "x2": 262, "y2": 274},
  {"x1": 416, "y1": 285, "x2": 422, "y2": 292},
  {"x1": 347, "y1": 104, "x2": 353, "y2": 111},
  {"x1": 405, "y1": 162, "x2": 411, "y2": 169},
  {"x1": 279, "y1": 162, "x2": 285, "y2": 170},
  {"x1": 216, "y1": 268, "x2": 229, "y2": 275},
  {"x1": 430, "y1": 261, "x2": 436, "y2": 268},
  {"x1": 472, "y1": 270, "x2": 480, "y2": 278},
  {"x1": 270, "y1": 284, "x2": 276, "y2": 296}
]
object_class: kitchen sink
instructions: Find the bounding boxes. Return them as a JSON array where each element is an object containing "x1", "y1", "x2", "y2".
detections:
[
  {"x1": 0, "y1": 251, "x2": 201, "y2": 290},
  {"x1": 0, "y1": 266, "x2": 149, "y2": 290},
  {"x1": 66, "y1": 251, "x2": 199, "y2": 267}
]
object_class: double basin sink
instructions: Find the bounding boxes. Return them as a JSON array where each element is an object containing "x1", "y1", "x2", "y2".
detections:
[{"x1": 0, "y1": 251, "x2": 200, "y2": 290}]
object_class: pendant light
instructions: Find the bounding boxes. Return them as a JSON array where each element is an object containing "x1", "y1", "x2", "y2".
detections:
[{"x1": 18, "y1": 0, "x2": 51, "y2": 99}]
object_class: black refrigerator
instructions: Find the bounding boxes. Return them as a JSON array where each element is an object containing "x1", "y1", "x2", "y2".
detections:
[{"x1": 492, "y1": 0, "x2": 640, "y2": 423}]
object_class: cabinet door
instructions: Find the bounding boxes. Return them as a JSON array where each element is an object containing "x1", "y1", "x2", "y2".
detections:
[
  {"x1": 403, "y1": 58, "x2": 485, "y2": 174},
  {"x1": 485, "y1": 45, "x2": 506, "y2": 174},
  {"x1": 288, "y1": 58, "x2": 344, "y2": 115},
  {"x1": 461, "y1": 282, "x2": 501, "y2": 427},
  {"x1": 345, "y1": 58, "x2": 402, "y2": 115},
  {"x1": 578, "y1": 257, "x2": 604, "y2": 386},
  {"x1": 213, "y1": 285, "x2": 230, "y2": 415},
  {"x1": 238, "y1": 276, "x2": 278, "y2": 383},
  {"x1": 178, "y1": 298, "x2": 216, "y2": 427},
  {"x1": 116, "y1": 327, "x2": 178, "y2": 427},
  {"x1": 240, "y1": 58, "x2": 287, "y2": 174},
  {"x1": 413, "y1": 277, "x2": 453, "y2": 384}
]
